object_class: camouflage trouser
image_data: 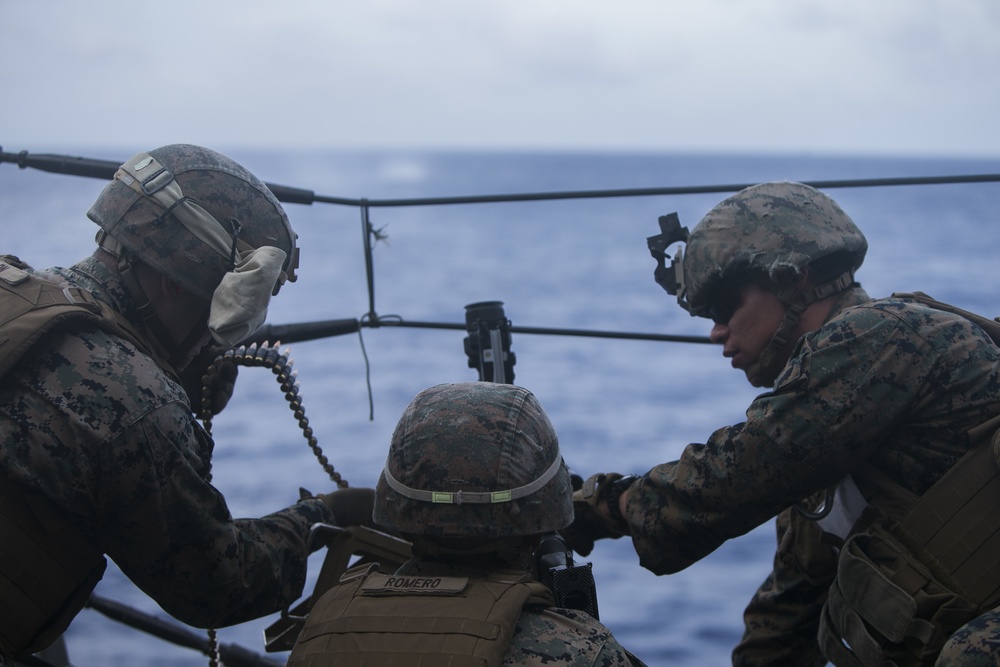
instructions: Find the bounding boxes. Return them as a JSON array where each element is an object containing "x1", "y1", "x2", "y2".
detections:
[{"x1": 935, "y1": 607, "x2": 1000, "y2": 666}]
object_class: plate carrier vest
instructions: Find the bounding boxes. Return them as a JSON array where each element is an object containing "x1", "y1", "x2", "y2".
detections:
[
  {"x1": 0, "y1": 255, "x2": 151, "y2": 658},
  {"x1": 286, "y1": 563, "x2": 557, "y2": 667}
]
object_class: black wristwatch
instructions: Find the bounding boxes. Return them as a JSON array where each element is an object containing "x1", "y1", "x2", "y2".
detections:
[{"x1": 606, "y1": 474, "x2": 638, "y2": 529}]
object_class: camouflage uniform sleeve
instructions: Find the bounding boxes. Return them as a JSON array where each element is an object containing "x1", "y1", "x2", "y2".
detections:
[
  {"x1": 506, "y1": 607, "x2": 635, "y2": 666},
  {"x1": 95, "y1": 400, "x2": 333, "y2": 628},
  {"x1": 1, "y1": 325, "x2": 336, "y2": 628},
  {"x1": 624, "y1": 300, "x2": 977, "y2": 575},
  {"x1": 732, "y1": 506, "x2": 835, "y2": 667}
]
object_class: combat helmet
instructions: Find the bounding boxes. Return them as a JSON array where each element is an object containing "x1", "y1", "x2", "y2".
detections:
[
  {"x1": 682, "y1": 181, "x2": 867, "y2": 318},
  {"x1": 648, "y1": 182, "x2": 867, "y2": 386},
  {"x1": 374, "y1": 382, "x2": 574, "y2": 547},
  {"x1": 87, "y1": 144, "x2": 299, "y2": 346}
]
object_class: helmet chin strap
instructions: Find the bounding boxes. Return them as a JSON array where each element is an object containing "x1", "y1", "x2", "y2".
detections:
[
  {"x1": 99, "y1": 233, "x2": 206, "y2": 372},
  {"x1": 745, "y1": 303, "x2": 803, "y2": 388},
  {"x1": 747, "y1": 270, "x2": 857, "y2": 387}
]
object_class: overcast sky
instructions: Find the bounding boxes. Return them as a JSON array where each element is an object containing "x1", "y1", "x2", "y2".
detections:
[{"x1": 2, "y1": 0, "x2": 998, "y2": 158}]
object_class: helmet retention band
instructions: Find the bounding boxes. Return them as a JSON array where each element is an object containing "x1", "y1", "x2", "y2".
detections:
[{"x1": 382, "y1": 454, "x2": 566, "y2": 505}]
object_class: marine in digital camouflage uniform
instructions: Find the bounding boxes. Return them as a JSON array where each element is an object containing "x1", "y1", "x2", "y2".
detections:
[
  {"x1": 286, "y1": 382, "x2": 641, "y2": 667},
  {"x1": 0, "y1": 144, "x2": 375, "y2": 663},
  {"x1": 564, "y1": 182, "x2": 1000, "y2": 666}
]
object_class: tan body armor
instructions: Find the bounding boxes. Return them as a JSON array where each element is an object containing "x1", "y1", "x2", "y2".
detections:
[
  {"x1": 287, "y1": 564, "x2": 555, "y2": 667},
  {"x1": 816, "y1": 417, "x2": 1000, "y2": 663},
  {"x1": 0, "y1": 256, "x2": 149, "y2": 657},
  {"x1": 811, "y1": 294, "x2": 1000, "y2": 666},
  {"x1": 0, "y1": 477, "x2": 107, "y2": 658}
]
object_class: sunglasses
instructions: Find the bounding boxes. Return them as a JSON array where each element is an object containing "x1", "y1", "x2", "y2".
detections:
[{"x1": 707, "y1": 282, "x2": 744, "y2": 324}]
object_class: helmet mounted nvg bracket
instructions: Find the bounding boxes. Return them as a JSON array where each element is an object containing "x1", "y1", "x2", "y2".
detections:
[{"x1": 646, "y1": 212, "x2": 690, "y2": 309}]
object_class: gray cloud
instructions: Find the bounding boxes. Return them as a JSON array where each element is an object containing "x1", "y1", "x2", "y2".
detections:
[{"x1": 2, "y1": 0, "x2": 997, "y2": 156}]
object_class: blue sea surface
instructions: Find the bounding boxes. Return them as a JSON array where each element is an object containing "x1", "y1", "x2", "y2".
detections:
[{"x1": 3, "y1": 148, "x2": 1000, "y2": 666}]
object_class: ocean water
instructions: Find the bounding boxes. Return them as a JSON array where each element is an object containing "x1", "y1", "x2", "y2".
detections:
[{"x1": 3, "y1": 148, "x2": 1000, "y2": 666}]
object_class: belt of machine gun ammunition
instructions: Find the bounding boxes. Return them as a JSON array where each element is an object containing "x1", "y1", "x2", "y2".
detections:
[{"x1": 199, "y1": 341, "x2": 349, "y2": 489}]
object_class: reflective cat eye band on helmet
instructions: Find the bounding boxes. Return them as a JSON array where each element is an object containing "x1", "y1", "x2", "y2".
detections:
[{"x1": 380, "y1": 452, "x2": 566, "y2": 505}]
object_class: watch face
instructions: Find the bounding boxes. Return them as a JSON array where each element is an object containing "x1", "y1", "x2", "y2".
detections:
[
  {"x1": 607, "y1": 475, "x2": 637, "y2": 526},
  {"x1": 614, "y1": 475, "x2": 637, "y2": 493}
]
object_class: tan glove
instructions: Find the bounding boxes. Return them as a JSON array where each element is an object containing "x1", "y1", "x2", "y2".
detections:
[{"x1": 559, "y1": 472, "x2": 634, "y2": 556}]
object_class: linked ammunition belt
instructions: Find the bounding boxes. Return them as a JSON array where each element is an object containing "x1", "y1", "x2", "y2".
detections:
[{"x1": 198, "y1": 341, "x2": 347, "y2": 489}]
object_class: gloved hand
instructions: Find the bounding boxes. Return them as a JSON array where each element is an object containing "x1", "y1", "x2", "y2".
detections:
[
  {"x1": 315, "y1": 487, "x2": 376, "y2": 528},
  {"x1": 179, "y1": 345, "x2": 239, "y2": 416},
  {"x1": 559, "y1": 472, "x2": 631, "y2": 557}
]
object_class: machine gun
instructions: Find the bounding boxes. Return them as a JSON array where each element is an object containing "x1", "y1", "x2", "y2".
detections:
[{"x1": 463, "y1": 301, "x2": 600, "y2": 619}]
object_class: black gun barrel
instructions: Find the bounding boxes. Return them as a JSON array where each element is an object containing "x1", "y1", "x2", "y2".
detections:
[
  {"x1": 0, "y1": 148, "x2": 317, "y2": 205},
  {"x1": 243, "y1": 318, "x2": 360, "y2": 345}
]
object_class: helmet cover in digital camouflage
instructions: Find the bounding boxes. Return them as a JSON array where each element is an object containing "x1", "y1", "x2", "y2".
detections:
[
  {"x1": 87, "y1": 144, "x2": 298, "y2": 304},
  {"x1": 681, "y1": 181, "x2": 867, "y2": 318},
  {"x1": 374, "y1": 382, "x2": 574, "y2": 541}
]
